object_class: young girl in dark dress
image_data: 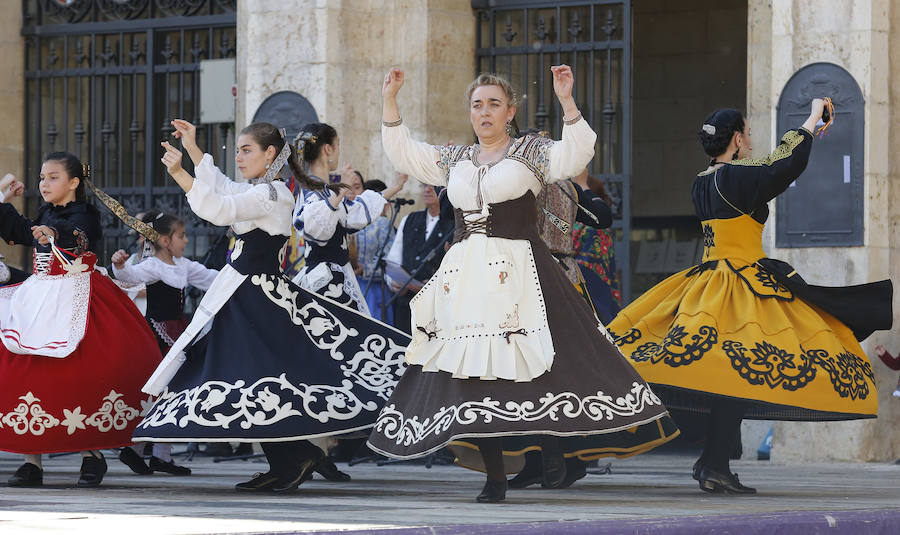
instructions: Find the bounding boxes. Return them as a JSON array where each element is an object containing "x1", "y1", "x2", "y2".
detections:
[{"x1": 111, "y1": 210, "x2": 218, "y2": 475}]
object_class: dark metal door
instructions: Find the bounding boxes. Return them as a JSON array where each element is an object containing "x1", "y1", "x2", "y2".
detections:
[
  {"x1": 472, "y1": 0, "x2": 632, "y2": 301},
  {"x1": 776, "y1": 62, "x2": 865, "y2": 248},
  {"x1": 22, "y1": 0, "x2": 237, "y2": 261}
]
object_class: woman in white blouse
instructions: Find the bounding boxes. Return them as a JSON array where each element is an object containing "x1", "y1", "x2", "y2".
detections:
[
  {"x1": 367, "y1": 67, "x2": 678, "y2": 503},
  {"x1": 292, "y1": 123, "x2": 403, "y2": 315},
  {"x1": 134, "y1": 120, "x2": 409, "y2": 494}
]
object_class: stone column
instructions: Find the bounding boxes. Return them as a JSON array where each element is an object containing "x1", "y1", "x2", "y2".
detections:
[
  {"x1": 0, "y1": 11, "x2": 25, "y2": 269},
  {"x1": 748, "y1": 0, "x2": 898, "y2": 462},
  {"x1": 236, "y1": 0, "x2": 475, "y2": 201}
]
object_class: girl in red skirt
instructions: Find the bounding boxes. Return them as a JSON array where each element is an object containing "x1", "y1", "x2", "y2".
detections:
[
  {"x1": 111, "y1": 210, "x2": 217, "y2": 475},
  {"x1": 0, "y1": 152, "x2": 162, "y2": 487}
]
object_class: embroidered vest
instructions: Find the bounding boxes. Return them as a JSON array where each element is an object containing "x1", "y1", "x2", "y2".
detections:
[{"x1": 537, "y1": 181, "x2": 578, "y2": 256}]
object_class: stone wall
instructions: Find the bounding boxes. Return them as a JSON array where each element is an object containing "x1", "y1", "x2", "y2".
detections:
[
  {"x1": 237, "y1": 0, "x2": 475, "y2": 205},
  {"x1": 632, "y1": 0, "x2": 747, "y2": 218},
  {"x1": 0, "y1": 9, "x2": 25, "y2": 268},
  {"x1": 749, "y1": 0, "x2": 898, "y2": 462}
]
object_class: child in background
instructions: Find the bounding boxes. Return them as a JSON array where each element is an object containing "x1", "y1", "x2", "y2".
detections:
[
  {"x1": 874, "y1": 345, "x2": 900, "y2": 398},
  {"x1": 111, "y1": 210, "x2": 218, "y2": 475}
]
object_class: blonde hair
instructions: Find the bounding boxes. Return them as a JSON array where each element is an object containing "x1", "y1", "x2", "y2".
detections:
[{"x1": 466, "y1": 73, "x2": 519, "y2": 107}]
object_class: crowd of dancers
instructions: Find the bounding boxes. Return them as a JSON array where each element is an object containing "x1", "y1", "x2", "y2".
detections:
[{"x1": 0, "y1": 64, "x2": 892, "y2": 503}]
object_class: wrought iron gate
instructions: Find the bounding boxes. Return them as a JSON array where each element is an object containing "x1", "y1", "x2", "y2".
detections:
[
  {"x1": 22, "y1": 0, "x2": 236, "y2": 261},
  {"x1": 472, "y1": 0, "x2": 632, "y2": 301}
]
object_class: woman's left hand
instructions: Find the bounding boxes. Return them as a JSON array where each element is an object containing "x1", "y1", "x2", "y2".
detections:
[
  {"x1": 551, "y1": 65, "x2": 575, "y2": 101},
  {"x1": 30, "y1": 225, "x2": 56, "y2": 246}
]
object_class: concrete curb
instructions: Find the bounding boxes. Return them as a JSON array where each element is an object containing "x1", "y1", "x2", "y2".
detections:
[{"x1": 270, "y1": 509, "x2": 900, "y2": 535}]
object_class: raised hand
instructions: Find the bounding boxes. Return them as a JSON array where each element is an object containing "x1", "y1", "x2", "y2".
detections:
[
  {"x1": 551, "y1": 65, "x2": 575, "y2": 101},
  {"x1": 111, "y1": 249, "x2": 130, "y2": 268},
  {"x1": 171, "y1": 119, "x2": 197, "y2": 147},
  {"x1": 160, "y1": 141, "x2": 184, "y2": 175},
  {"x1": 382, "y1": 68, "x2": 405, "y2": 100},
  {"x1": 810, "y1": 98, "x2": 827, "y2": 121},
  {"x1": 2, "y1": 179, "x2": 24, "y2": 202}
]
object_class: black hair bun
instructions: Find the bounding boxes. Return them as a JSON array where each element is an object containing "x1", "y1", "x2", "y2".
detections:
[{"x1": 697, "y1": 109, "x2": 744, "y2": 158}]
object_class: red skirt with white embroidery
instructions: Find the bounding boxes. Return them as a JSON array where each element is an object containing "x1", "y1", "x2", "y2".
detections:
[{"x1": 0, "y1": 270, "x2": 162, "y2": 454}]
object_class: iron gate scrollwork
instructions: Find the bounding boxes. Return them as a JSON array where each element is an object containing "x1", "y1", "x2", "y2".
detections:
[
  {"x1": 472, "y1": 0, "x2": 632, "y2": 302},
  {"x1": 22, "y1": 0, "x2": 237, "y2": 261}
]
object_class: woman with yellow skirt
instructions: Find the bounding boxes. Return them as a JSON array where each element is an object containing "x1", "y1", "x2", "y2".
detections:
[{"x1": 608, "y1": 99, "x2": 892, "y2": 494}]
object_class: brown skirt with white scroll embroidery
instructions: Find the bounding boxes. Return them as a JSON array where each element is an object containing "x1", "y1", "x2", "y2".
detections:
[{"x1": 367, "y1": 192, "x2": 678, "y2": 472}]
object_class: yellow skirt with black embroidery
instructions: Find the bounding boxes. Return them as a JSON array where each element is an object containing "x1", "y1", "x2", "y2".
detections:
[{"x1": 607, "y1": 259, "x2": 878, "y2": 421}]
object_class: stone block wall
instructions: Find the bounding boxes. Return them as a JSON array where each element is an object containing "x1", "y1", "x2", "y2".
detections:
[
  {"x1": 237, "y1": 0, "x2": 475, "y2": 206},
  {"x1": 0, "y1": 8, "x2": 24, "y2": 269},
  {"x1": 632, "y1": 0, "x2": 747, "y2": 218}
]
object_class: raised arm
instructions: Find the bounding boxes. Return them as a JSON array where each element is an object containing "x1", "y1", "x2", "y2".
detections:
[
  {"x1": 111, "y1": 254, "x2": 163, "y2": 285},
  {"x1": 194, "y1": 153, "x2": 253, "y2": 196},
  {"x1": 162, "y1": 141, "x2": 284, "y2": 227},
  {"x1": 183, "y1": 258, "x2": 219, "y2": 291},
  {"x1": 381, "y1": 68, "x2": 447, "y2": 186},
  {"x1": 722, "y1": 100, "x2": 826, "y2": 213},
  {"x1": 573, "y1": 183, "x2": 613, "y2": 229},
  {"x1": 295, "y1": 189, "x2": 342, "y2": 246},
  {"x1": 0, "y1": 183, "x2": 34, "y2": 245},
  {"x1": 344, "y1": 190, "x2": 388, "y2": 231},
  {"x1": 545, "y1": 65, "x2": 597, "y2": 182}
]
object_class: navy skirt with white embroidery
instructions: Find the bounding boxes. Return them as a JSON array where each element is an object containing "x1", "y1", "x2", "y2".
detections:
[{"x1": 134, "y1": 230, "x2": 409, "y2": 442}]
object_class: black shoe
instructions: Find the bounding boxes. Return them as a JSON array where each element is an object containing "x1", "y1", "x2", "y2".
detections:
[
  {"x1": 476, "y1": 479, "x2": 508, "y2": 503},
  {"x1": 8, "y1": 463, "x2": 43, "y2": 487},
  {"x1": 698, "y1": 467, "x2": 757, "y2": 495},
  {"x1": 77, "y1": 456, "x2": 108, "y2": 488},
  {"x1": 552, "y1": 459, "x2": 587, "y2": 489},
  {"x1": 692, "y1": 459, "x2": 703, "y2": 481},
  {"x1": 271, "y1": 451, "x2": 325, "y2": 493},
  {"x1": 315, "y1": 457, "x2": 351, "y2": 482},
  {"x1": 234, "y1": 443, "x2": 254, "y2": 456},
  {"x1": 149, "y1": 456, "x2": 191, "y2": 476},
  {"x1": 541, "y1": 451, "x2": 568, "y2": 489},
  {"x1": 119, "y1": 448, "x2": 152, "y2": 475},
  {"x1": 508, "y1": 462, "x2": 542, "y2": 489},
  {"x1": 235, "y1": 471, "x2": 280, "y2": 492}
]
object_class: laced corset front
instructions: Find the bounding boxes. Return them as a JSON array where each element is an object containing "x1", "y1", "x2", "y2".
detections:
[{"x1": 32, "y1": 247, "x2": 97, "y2": 277}]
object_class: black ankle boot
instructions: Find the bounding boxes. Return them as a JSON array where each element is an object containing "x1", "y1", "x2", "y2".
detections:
[
  {"x1": 8, "y1": 463, "x2": 43, "y2": 487},
  {"x1": 77, "y1": 455, "x2": 108, "y2": 488},
  {"x1": 698, "y1": 467, "x2": 757, "y2": 494},
  {"x1": 271, "y1": 450, "x2": 325, "y2": 493},
  {"x1": 554, "y1": 458, "x2": 587, "y2": 489},
  {"x1": 149, "y1": 456, "x2": 191, "y2": 476},
  {"x1": 315, "y1": 457, "x2": 351, "y2": 482},
  {"x1": 692, "y1": 459, "x2": 703, "y2": 481},
  {"x1": 119, "y1": 448, "x2": 152, "y2": 475},
  {"x1": 508, "y1": 455, "x2": 541, "y2": 489},
  {"x1": 541, "y1": 450, "x2": 567, "y2": 489},
  {"x1": 476, "y1": 479, "x2": 507, "y2": 503},
  {"x1": 234, "y1": 471, "x2": 280, "y2": 492}
]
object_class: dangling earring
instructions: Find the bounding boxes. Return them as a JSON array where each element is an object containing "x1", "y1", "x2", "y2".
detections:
[
  {"x1": 505, "y1": 120, "x2": 512, "y2": 135},
  {"x1": 265, "y1": 162, "x2": 271, "y2": 169},
  {"x1": 732, "y1": 149, "x2": 739, "y2": 160},
  {"x1": 327, "y1": 158, "x2": 334, "y2": 164}
]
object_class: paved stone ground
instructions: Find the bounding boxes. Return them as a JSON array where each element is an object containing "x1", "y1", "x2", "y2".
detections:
[{"x1": 1, "y1": 449, "x2": 899, "y2": 534}]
